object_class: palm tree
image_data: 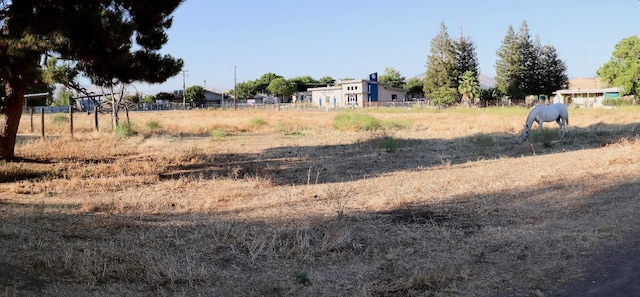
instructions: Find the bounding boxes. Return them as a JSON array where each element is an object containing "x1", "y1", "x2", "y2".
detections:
[{"x1": 458, "y1": 71, "x2": 481, "y2": 107}]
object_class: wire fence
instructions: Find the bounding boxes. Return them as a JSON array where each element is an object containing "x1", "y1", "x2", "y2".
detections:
[{"x1": 24, "y1": 99, "x2": 530, "y2": 114}]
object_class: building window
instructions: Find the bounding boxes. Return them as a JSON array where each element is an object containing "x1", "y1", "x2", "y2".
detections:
[
  {"x1": 392, "y1": 94, "x2": 397, "y2": 101},
  {"x1": 355, "y1": 86, "x2": 358, "y2": 90}
]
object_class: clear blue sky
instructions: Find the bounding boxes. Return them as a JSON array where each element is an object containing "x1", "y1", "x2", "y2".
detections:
[{"x1": 131, "y1": 0, "x2": 640, "y2": 95}]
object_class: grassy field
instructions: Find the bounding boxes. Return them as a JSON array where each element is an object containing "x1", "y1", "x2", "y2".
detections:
[{"x1": 1, "y1": 105, "x2": 640, "y2": 296}]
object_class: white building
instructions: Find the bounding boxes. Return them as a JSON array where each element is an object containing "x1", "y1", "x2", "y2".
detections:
[
  {"x1": 308, "y1": 79, "x2": 407, "y2": 108},
  {"x1": 553, "y1": 87, "x2": 621, "y2": 107}
]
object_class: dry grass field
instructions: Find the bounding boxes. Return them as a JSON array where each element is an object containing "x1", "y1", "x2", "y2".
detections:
[{"x1": 1, "y1": 105, "x2": 640, "y2": 296}]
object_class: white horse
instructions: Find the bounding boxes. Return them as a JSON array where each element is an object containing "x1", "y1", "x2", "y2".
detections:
[{"x1": 522, "y1": 103, "x2": 569, "y2": 141}]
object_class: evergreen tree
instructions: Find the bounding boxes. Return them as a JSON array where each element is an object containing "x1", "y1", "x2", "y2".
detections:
[
  {"x1": 529, "y1": 35, "x2": 543, "y2": 96},
  {"x1": 453, "y1": 33, "x2": 479, "y2": 88},
  {"x1": 424, "y1": 22, "x2": 457, "y2": 101},
  {"x1": 539, "y1": 44, "x2": 568, "y2": 97},
  {"x1": 517, "y1": 21, "x2": 539, "y2": 96},
  {"x1": 495, "y1": 20, "x2": 568, "y2": 101},
  {"x1": 495, "y1": 25, "x2": 524, "y2": 99}
]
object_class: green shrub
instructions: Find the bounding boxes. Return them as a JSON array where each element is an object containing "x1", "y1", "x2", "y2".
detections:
[
  {"x1": 529, "y1": 128, "x2": 558, "y2": 148},
  {"x1": 295, "y1": 272, "x2": 310, "y2": 285},
  {"x1": 51, "y1": 113, "x2": 69, "y2": 125},
  {"x1": 334, "y1": 113, "x2": 381, "y2": 131},
  {"x1": 380, "y1": 136, "x2": 402, "y2": 153},
  {"x1": 602, "y1": 98, "x2": 639, "y2": 107},
  {"x1": 283, "y1": 131, "x2": 305, "y2": 137},
  {"x1": 467, "y1": 134, "x2": 494, "y2": 147},
  {"x1": 382, "y1": 119, "x2": 413, "y2": 130},
  {"x1": 145, "y1": 120, "x2": 161, "y2": 131},
  {"x1": 432, "y1": 87, "x2": 460, "y2": 106},
  {"x1": 250, "y1": 117, "x2": 268, "y2": 127},
  {"x1": 210, "y1": 128, "x2": 229, "y2": 140},
  {"x1": 115, "y1": 123, "x2": 134, "y2": 138}
]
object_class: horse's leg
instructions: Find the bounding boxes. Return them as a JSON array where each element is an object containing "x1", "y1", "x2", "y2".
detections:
[{"x1": 556, "y1": 118, "x2": 563, "y2": 138}]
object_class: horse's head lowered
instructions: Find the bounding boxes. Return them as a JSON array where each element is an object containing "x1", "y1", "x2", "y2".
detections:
[{"x1": 522, "y1": 124, "x2": 531, "y2": 141}]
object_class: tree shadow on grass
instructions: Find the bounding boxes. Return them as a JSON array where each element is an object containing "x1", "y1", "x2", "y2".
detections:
[
  {"x1": 160, "y1": 122, "x2": 640, "y2": 185},
  {"x1": 6, "y1": 122, "x2": 640, "y2": 185},
  {"x1": 1, "y1": 169, "x2": 639, "y2": 296}
]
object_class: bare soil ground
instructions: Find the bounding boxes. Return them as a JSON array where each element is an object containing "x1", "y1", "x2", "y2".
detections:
[{"x1": 1, "y1": 107, "x2": 640, "y2": 296}]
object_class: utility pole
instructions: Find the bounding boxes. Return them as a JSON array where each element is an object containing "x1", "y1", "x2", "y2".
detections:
[
  {"x1": 233, "y1": 65, "x2": 237, "y2": 110},
  {"x1": 181, "y1": 70, "x2": 189, "y2": 107}
]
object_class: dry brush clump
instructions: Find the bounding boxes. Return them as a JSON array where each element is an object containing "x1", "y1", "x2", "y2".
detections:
[{"x1": 2, "y1": 106, "x2": 640, "y2": 296}]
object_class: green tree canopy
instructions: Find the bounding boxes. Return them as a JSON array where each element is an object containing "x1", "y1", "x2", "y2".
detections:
[
  {"x1": 405, "y1": 77, "x2": 424, "y2": 99},
  {"x1": 458, "y1": 70, "x2": 481, "y2": 106},
  {"x1": 495, "y1": 25, "x2": 524, "y2": 99},
  {"x1": 454, "y1": 33, "x2": 479, "y2": 88},
  {"x1": 234, "y1": 80, "x2": 257, "y2": 99},
  {"x1": 143, "y1": 94, "x2": 156, "y2": 104},
  {"x1": 317, "y1": 76, "x2": 335, "y2": 86},
  {"x1": 432, "y1": 87, "x2": 459, "y2": 106},
  {"x1": 267, "y1": 77, "x2": 295, "y2": 102},
  {"x1": 53, "y1": 86, "x2": 73, "y2": 106},
  {"x1": 424, "y1": 22, "x2": 457, "y2": 102},
  {"x1": 1, "y1": 0, "x2": 184, "y2": 160},
  {"x1": 289, "y1": 75, "x2": 317, "y2": 92},
  {"x1": 255, "y1": 72, "x2": 282, "y2": 94},
  {"x1": 517, "y1": 21, "x2": 538, "y2": 96},
  {"x1": 155, "y1": 92, "x2": 177, "y2": 101},
  {"x1": 538, "y1": 44, "x2": 568, "y2": 97},
  {"x1": 185, "y1": 85, "x2": 205, "y2": 103},
  {"x1": 495, "y1": 20, "x2": 567, "y2": 100},
  {"x1": 378, "y1": 67, "x2": 406, "y2": 88},
  {"x1": 597, "y1": 35, "x2": 640, "y2": 96}
]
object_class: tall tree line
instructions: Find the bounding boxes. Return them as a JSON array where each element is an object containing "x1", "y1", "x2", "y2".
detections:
[
  {"x1": 423, "y1": 22, "x2": 480, "y2": 106},
  {"x1": 495, "y1": 21, "x2": 568, "y2": 100},
  {"x1": 424, "y1": 20, "x2": 568, "y2": 105},
  {"x1": 234, "y1": 74, "x2": 335, "y2": 100}
]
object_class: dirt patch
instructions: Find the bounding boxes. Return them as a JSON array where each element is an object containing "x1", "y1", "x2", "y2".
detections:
[
  {"x1": 0, "y1": 261, "x2": 48, "y2": 293},
  {"x1": 549, "y1": 236, "x2": 640, "y2": 297}
]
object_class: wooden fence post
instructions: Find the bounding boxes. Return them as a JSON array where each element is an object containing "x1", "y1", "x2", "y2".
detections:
[
  {"x1": 40, "y1": 108, "x2": 45, "y2": 140},
  {"x1": 94, "y1": 106, "x2": 99, "y2": 131},
  {"x1": 29, "y1": 107, "x2": 34, "y2": 133},
  {"x1": 69, "y1": 105, "x2": 74, "y2": 138}
]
